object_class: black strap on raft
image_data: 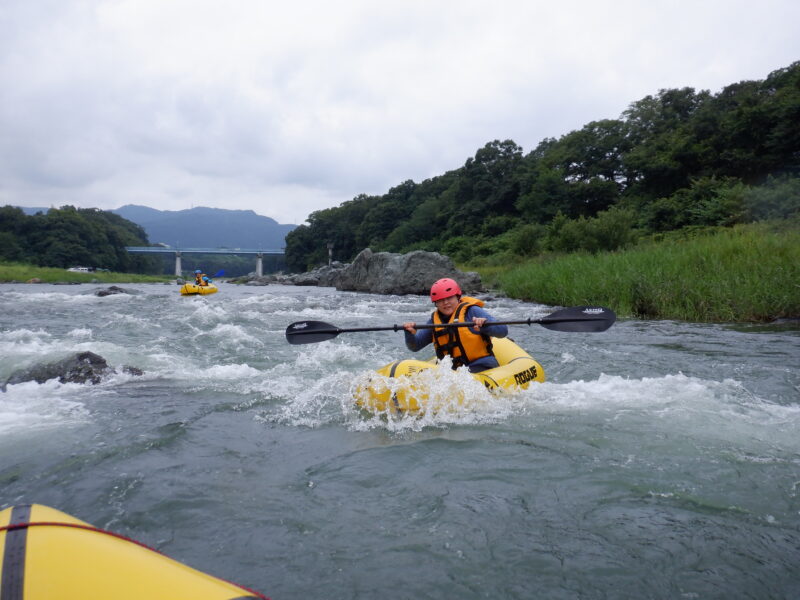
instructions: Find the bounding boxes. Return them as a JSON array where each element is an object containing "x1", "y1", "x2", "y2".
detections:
[{"x1": 1, "y1": 504, "x2": 31, "y2": 600}]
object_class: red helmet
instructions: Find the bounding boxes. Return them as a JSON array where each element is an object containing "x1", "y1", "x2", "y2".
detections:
[{"x1": 430, "y1": 278, "x2": 462, "y2": 302}]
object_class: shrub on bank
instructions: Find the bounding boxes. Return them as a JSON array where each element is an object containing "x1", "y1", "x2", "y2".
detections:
[{"x1": 489, "y1": 222, "x2": 799, "y2": 322}]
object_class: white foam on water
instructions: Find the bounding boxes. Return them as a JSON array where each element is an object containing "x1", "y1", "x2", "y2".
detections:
[
  {"x1": 518, "y1": 372, "x2": 800, "y2": 454},
  {"x1": 0, "y1": 291, "x2": 97, "y2": 305},
  {"x1": 257, "y1": 341, "x2": 528, "y2": 432},
  {"x1": 348, "y1": 361, "x2": 521, "y2": 433},
  {"x1": 269, "y1": 306, "x2": 343, "y2": 321},
  {"x1": 0, "y1": 328, "x2": 113, "y2": 379},
  {"x1": 204, "y1": 363, "x2": 269, "y2": 394},
  {"x1": 265, "y1": 372, "x2": 355, "y2": 428},
  {"x1": 234, "y1": 294, "x2": 303, "y2": 309},
  {"x1": 67, "y1": 328, "x2": 93, "y2": 340},
  {"x1": 122, "y1": 347, "x2": 191, "y2": 377},
  {"x1": 182, "y1": 301, "x2": 229, "y2": 325},
  {"x1": 252, "y1": 340, "x2": 399, "y2": 427},
  {"x1": 0, "y1": 380, "x2": 90, "y2": 439},
  {"x1": 202, "y1": 363, "x2": 263, "y2": 379},
  {"x1": 107, "y1": 312, "x2": 157, "y2": 328},
  {"x1": 193, "y1": 323, "x2": 264, "y2": 351},
  {"x1": 0, "y1": 329, "x2": 56, "y2": 374},
  {"x1": 0, "y1": 327, "x2": 53, "y2": 344},
  {"x1": 260, "y1": 356, "x2": 800, "y2": 446},
  {"x1": 287, "y1": 339, "x2": 387, "y2": 370}
]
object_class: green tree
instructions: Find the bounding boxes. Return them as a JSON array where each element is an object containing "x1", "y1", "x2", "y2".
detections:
[
  {"x1": 621, "y1": 87, "x2": 710, "y2": 199},
  {"x1": 1, "y1": 204, "x2": 158, "y2": 272}
]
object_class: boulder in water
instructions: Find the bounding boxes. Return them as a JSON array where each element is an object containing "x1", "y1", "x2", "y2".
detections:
[
  {"x1": 2, "y1": 351, "x2": 143, "y2": 391},
  {"x1": 334, "y1": 249, "x2": 482, "y2": 295},
  {"x1": 95, "y1": 286, "x2": 136, "y2": 297}
]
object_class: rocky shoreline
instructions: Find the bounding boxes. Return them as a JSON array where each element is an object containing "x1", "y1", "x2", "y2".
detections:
[{"x1": 227, "y1": 248, "x2": 483, "y2": 296}]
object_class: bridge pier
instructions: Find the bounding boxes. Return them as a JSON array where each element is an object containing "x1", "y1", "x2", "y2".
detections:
[
  {"x1": 256, "y1": 253, "x2": 263, "y2": 277},
  {"x1": 175, "y1": 251, "x2": 182, "y2": 277}
]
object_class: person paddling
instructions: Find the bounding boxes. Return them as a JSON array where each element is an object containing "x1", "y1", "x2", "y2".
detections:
[
  {"x1": 402, "y1": 278, "x2": 508, "y2": 373},
  {"x1": 194, "y1": 269, "x2": 212, "y2": 286}
]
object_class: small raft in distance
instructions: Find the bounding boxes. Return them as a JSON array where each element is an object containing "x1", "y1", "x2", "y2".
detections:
[
  {"x1": 0, "y1": 503, "x2": 267, "y2": 600},
  {"x1": 354, "y1": 337, "x2": 545, "y2": 414},
  {"x1": 180, "y1": 282, "x2": 218, "y2": 296}
]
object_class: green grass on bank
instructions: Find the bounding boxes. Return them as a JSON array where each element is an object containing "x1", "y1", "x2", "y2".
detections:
[
  {"x1": 0, "y1": 261, "x2": 172, "y2": 284},
  {"x1": 469, "y1": 222, "x2": 799, "y2": 322}
]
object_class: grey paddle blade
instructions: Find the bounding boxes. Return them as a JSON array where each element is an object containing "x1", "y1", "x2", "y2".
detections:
[
  {"x1": 285, "y1": 321, "x2": 341, "y2": 344},
  {"x1": 538, "y1": 306, "x2": 616, "y2": 332}
]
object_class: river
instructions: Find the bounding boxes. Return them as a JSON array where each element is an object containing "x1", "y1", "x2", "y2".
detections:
[{"x1": 1, "y1": 282, "x2": 798, "y2": 599}]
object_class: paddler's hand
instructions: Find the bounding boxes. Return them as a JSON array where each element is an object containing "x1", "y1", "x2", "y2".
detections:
[
  {"x1": 403, "y1": 322, "x2": 417, "y2": 334},
  {"x1": 472, "y1": 317, "x2": 487, "y2": 331}
]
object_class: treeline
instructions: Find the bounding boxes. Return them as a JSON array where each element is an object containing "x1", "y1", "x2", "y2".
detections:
[
  {"x1": 285, "y1": 62, "x2": 800, "y2": 271},
  {"x1": 0, "y1": 205, "x2": 161, "y2": 273}
]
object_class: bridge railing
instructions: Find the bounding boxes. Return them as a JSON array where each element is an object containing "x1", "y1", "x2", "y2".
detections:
[{"x1": 125, "y1": 247, "x2": 284, "y2": 255}]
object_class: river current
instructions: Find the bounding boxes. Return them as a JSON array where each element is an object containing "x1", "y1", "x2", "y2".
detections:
[{"x1": 1, "y1": 282, "x2": 799, "y2": 599}]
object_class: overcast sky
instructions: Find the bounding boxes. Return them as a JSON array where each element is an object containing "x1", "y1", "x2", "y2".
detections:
[{"x1": 1, "y1": 1, "x2": 798, "y2": 224}]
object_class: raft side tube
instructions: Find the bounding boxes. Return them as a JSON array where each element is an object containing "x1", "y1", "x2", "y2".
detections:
[
  {"x1": 0, "y1": 504, "x2": 267, "y2": 600},
  {"x1": 180, "y1": 283, "x2": 219, "y2": 296}
]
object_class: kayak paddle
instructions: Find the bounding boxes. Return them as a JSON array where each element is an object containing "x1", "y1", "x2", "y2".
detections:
[{"x1": 285, "y1": 305, "x2": 616, "y2": 344}]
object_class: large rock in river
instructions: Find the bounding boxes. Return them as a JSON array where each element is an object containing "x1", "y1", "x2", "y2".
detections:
[
  {"x1": 334, "y1": 249, "x2": 482, "y2": 295},
  {"x1": 2, "y1": 351, "x2": 143, "y2": 390},
  {"x1": 94, "y1": 285, "x2": 137, "y2": 297}
]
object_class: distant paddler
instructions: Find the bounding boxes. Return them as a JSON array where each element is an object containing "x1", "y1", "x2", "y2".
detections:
[
  {"x1": 180, "y1": 269, "x2": 218, "y2": 295},
  {"x1": 194, "y1": 269, "x2": 212, "y2": 286}
]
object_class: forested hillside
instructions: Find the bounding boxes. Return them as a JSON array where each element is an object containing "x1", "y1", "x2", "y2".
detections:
[
  {"x1": 285, "y1": 62, "x2": 800, "y2": 271},
  {"x1": 0, "y1": 205, "x2": 161, "y2": 273}
]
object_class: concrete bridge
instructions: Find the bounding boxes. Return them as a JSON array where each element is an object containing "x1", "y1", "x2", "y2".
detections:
[{"x1": 125, "y1": 247, "x2": 284, "y2": 277}]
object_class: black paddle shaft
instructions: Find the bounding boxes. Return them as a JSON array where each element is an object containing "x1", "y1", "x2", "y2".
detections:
[{"x1": 285, "y1": 306, "x2": 615, "y2": 344}]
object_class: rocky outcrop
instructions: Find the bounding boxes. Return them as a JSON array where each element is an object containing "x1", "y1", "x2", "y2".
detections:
[
  {"x1": 2, "y1": 351, "x2": 143, "y2": 391},
  {"x1": 230, "y1": 262, "x2": 347, "y2": 287},
  {"x1": 228, "y1": 250, "x2": 481, "y2": 295},
  {"x1": 334, "y1": 249, "x2": 482, "y2": 295}
]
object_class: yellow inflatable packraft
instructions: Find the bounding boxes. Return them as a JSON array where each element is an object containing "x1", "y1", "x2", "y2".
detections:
[
  {"x1": 180, "y1": 283, "x2": 218, "y2": 296},
  {"x1": 0, "y1": 504, "x2": 267, "y2": 600},
  {"x1": 354, "y1": 337, "x2": 545, "y2": 414}
]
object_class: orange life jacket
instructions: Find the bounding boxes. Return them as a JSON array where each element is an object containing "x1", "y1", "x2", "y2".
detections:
[{"x1": 432, "y1": 296, "x2": 493, "y2": 368}]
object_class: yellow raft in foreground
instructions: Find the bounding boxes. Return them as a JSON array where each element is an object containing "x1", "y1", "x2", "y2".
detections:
[
  {"x1": 0, "y1": 504, "x2": 267, "y2": 600},
  {"x1": 180, "y1": 282, "x2": 218, "y2": 296},
  {"x1": 354, "y1": 337, "x2": 545, "y2": 414}
]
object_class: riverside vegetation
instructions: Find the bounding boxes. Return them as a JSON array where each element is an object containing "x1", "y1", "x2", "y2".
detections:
[
  {"x1": 471, "y1": 221, "x2": 799, "y2": 323},
  {"x1": 0, "y1": 261, "x2": 171, "y2": 284}
]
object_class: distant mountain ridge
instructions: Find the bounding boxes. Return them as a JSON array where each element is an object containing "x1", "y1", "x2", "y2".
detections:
[
  {"x1": 18, "y1": 206, "x2": 49, "y2": 215},
  {"x1": 112, "y1": 205, "x2": 296, "y2": 249}
]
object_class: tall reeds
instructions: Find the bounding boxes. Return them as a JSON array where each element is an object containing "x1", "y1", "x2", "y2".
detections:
[{"x1": 494, "y1": 224, "x2": 799, "y2": 322}]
